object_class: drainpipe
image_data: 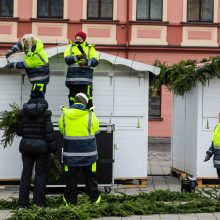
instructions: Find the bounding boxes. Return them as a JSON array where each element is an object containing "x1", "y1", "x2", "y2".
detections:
[{"x1": 125, "y1": 0, "x2": 130, "y2": 59}]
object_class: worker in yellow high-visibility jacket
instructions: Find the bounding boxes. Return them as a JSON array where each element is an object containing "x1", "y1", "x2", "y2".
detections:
[
  {"x1": 5, "y1": 34, "x2": 50, "y2": 98},
  {"x1": 204, "y1": 113, "x2": 220, "y2": 178},
  {"x1": 58, "y1": 93, "x2": 101, "y2": 205},
  {"x1": 64, "y1": 31, "x2": 99, "y2": 109}
]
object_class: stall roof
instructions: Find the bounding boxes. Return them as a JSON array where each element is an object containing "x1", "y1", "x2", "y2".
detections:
[{"x1": 0, "y1": 45, "x2": 160, "y2": 75}]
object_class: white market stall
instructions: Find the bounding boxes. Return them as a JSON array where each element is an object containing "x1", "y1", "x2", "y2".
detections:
[
  {"x1": 172, "y1": 79, "x2": 220, "y2": 180},
  {"x1": 0, "y1": 47, "x2": 160, "y2": 183}
]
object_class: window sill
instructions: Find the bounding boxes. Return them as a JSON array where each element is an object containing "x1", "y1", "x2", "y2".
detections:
[
  {"x1": 148, "y1": 117, "x2": 163, "y2": 121},
  {"x1": 30, "y1": 18, "x2": 69, "y2": 23},
  {"x1": 80, "y1": 19, "x2": 119, "y2": 24},
  {"x1": 129, "y1": 20, "x2": 169, "y2": 25},
  {"x1": 180, "y1": 22, "x2": 218, "y2": 27},
  {"x1": 0, "y1": 17, "x2": 18, "y2": 21}
]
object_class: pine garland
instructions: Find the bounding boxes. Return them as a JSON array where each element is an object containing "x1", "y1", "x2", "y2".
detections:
[
  {"x1": 151, "y1": 56, "x2": 220, "y2": 96},
  {"x1": 1, "y1": 189, "x2": 220, "y2": 219}
]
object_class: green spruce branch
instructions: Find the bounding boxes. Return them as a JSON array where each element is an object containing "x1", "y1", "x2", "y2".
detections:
[
  {"x1": 0, "y1": 103, "x2": 21, "y2": 148},
  {"x1": 1, "y1": 189, "x2": 220, "y2": 219},
  {"x1": 151, "y1": 56, "x2": 220, "y2": 96},
  {"x1": 0, "y1": 103, "x2": 63, "y2": 181}
]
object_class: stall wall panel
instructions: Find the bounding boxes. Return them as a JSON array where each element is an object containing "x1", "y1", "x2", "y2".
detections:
[
  {"x1": 0, "y1": 136, "x2": 22, "y2": 179},
  {"x1": 0, "y1": 72, "x2": 22, "y2": 179},
  {"x1": 113, "y1": 128, "x2": 147, "y2": 178},
  {"x1": 185, "y1": 88, "x2": 198, "y2": 176},
  {"x1": 93, "y1": 73, "x2": 114, "y2": 116},
  {"x1": 114, "y1": 72, "x2": 146, "y2": 115},
  {"x1": 172, "y1": 95, "x2": 186, "y2": 171},
  {"x1": 0, "y1": 73, "x2": 22, "y2": 109},
  {"x1": 202, "y1": 79, "x2": 220, "y2": 118},
  {"x1": 197, "y1": 83, "x2": 220, "y2": 177},
  {"x1": 45, "y1": 73, "x2": 68, "y2": 120}
]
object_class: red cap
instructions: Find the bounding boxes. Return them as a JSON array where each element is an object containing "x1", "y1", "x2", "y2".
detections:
[{"x1": 75, "y1": 31, "x2": 87, "y2": 41}]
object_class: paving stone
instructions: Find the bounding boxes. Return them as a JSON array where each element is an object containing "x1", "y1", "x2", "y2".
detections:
[
  {"x1": 102, "y1": 217, "x2": 122, "y2": 220},
  {"x1": 0, "y1": 210, "x2": 11, "y2": 220},
  {"x1": 124, "y1": 188, "x2": 140, "y2": 195},
  {"x1": 195, "y1": 213, "x2": 217, "y2": 219},
  {"x1": 213, "y1": 212, "x2": 220, "y2": 219},
  {"x1": 122, "y1": 216, "x2": 141, "y2": 219},
  {"x1": 141, "y1": 215, "x2": 160, "y2": 220},
  {"x1": 160, "y1": 214, "x2": 179, "y2": 220},
  {"x1": 177, "y1": 213, "x2": 198, "y2": 220}
]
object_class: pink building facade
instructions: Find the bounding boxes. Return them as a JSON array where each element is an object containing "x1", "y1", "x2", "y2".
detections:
[{"x1": 0, "y1": 0, "x2": 220, "y2": 138}]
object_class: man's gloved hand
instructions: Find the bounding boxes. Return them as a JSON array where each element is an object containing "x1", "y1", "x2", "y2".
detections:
[
  {"x1": 204, "y1": 154, "x2": 212, "y2": 162},
  {"x1": 78, "y1": 59, "x2": 88, "y2": 67},
  {"x1": 204, "y1": 151, "x2": 213, "y2": 162},
  {"x1": 5, "y1": 50, "x2": 13, "y2": 58},
  {"x1": 76, "y1": 53, "x2": 87, "y2": 60},
  {"x1": 5, "y1": 62, "x2": 15, "y2": 69}
]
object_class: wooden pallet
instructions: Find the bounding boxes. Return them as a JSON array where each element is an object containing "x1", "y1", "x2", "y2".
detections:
[
  {"x1": 196, "y1": 178, "x2": 220, "y2": 188},
  {"x1": 114, "y1": 177, "x2": 148, "y2": 188},
  {"x1": 171, "y1": 167, "x2": 192, "y2": 179}
]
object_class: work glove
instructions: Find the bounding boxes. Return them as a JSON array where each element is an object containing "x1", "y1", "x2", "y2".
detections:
[
  {"x1": 5, "y1": 50, "x2": 13, "y2": 58},
  {"x1": 5, "y1": 62, "x2": 15, "y2": 69},
  {"x1": 76, "y1": 53, "x2": 87, "y2": 60},
  {"x1": 204, "y1": 154, "x2": 211, "y2": 162},
  {"x1": 204, "y1": 151, "x2": 212, "y2": 162},
  {"x1": 78, "y1": 59, "x2": 88, "y2": 67}
]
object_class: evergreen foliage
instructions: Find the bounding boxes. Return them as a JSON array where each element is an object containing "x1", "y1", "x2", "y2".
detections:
[
  {"x1": 0, "y1": 103, "x2": 20, "y2": 148},
  {"x1": 1, "y1": 189, "x2": 220, "y2": 219},
  {"x1": 0, "y1": 103, "x2": 63, "y2": 181},
  {"x1": 151, "y1": 57, "x2": 220, "y2": 96}
]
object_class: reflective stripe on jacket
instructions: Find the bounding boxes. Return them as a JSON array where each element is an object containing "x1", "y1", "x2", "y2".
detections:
[{"x1": 58, "y1": 103, "x2": 100, "y2": 166}]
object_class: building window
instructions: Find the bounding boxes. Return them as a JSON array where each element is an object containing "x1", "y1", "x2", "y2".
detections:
[
  {"x1": 87, "y1": 0, "x2": 113, "y2": 20},
  {"x1": 137, "y1": 0, "x2": 162, "y2": 21},
  {"x1": 37, "y1": 0, "x2": 63, "y2": 18},
  {"x1": 187, "y1": 0, "x2": 213, "y2": 22},
  {"x1": 0, "y1": 0, "x2": 13, "y2": 17},
  {"x1": 149, "y1": 74, "x2": 161, "y2": 118}
]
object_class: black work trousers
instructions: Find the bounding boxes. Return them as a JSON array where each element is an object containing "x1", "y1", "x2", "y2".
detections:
[
  {"x1": 67, "y1": 84, "x2": 93, "y2": 109},
  {"x1": 19, "y1": 154, "x2": 48, "y2": 207},
  {"x1": 217, "y1": 168, "x2": 220, "y2": 178},
  {"x1": 64, "y1": 165, "x2": 100, "y2": 205}
]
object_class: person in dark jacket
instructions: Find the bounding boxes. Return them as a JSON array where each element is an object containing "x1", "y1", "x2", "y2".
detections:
[
  {"x1": 58, "y1": 93, "x2": 101, "y2": 205},
  {"x1": 16, "y1": 94, "x2": 57, "y2": 207},
  {"x1": 5, "y1": 34, "x2": 50, "y2": 97},
  {"x1": 64, "y1": 31, "x2": 99, "y2": 109}
]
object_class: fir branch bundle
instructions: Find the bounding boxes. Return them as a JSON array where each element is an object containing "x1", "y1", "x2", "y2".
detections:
[
  {"x1": 0, "y1": 103, "x2": 21, "y2": 148},
  {"x1": 152, "y1": 56, "x2": 220, "y2": 96},
  {"x1": 48, "y1": 153, "x2": 63, "y2": 181},
  {"x1": 0, "y1": 103, "x2": 63, "y2": 181}
]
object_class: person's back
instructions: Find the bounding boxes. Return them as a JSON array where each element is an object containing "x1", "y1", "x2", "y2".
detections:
[
  {"x1": 58, "y1": 93, "x2": 101, "y2": 205},
  {"x1": 19, "y1": 98, "x2": 50, "y2": 155},
  {"x1": 17, "y1": 97, "x2": 57, "y2": 207}
]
